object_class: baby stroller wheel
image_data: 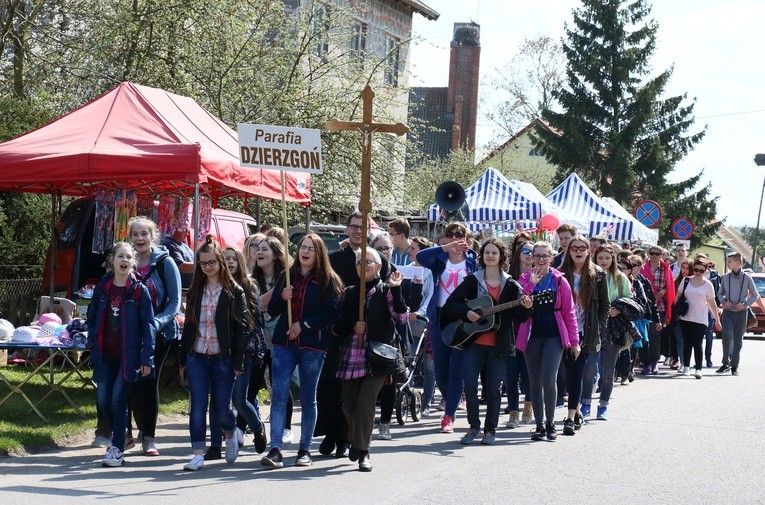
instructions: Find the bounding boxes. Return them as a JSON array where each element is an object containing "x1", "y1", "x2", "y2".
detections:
[
  {"x1": 410, "y1": 391, "x2": 422, "y2": 422},
  {"x1": 395, "y1": 391, "x2": 410, "y2": 425}
]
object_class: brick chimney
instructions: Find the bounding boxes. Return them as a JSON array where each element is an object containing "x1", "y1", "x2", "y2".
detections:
[{"x1": 447, "y1": 22, "x2": 480, "y2": 151}]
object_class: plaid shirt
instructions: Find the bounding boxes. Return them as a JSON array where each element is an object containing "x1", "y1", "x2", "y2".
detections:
[
  {"x1": 652, "y1": 264, "x2": 667, "y2": 313},
  {"x1": 193, "y1": 283, "x2": 223, "y2": 355},
  {"x1": 336, "y1": 285, "x2": 409, "y2": 380}
]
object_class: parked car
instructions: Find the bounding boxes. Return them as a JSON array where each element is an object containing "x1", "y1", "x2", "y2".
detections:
[
  {"x1": 44, "y1": 197, "x2": 258, "y2": 297},
  {"x1": 748, "y1": 272, "x2": 765, "y2": 334},
  {"x1": 288, "y1": 221, "x2": 383, "y2": 254}
]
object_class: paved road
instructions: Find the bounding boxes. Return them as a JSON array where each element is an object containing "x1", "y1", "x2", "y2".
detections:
[{"x1": 2, "y1": 338, "x2": 765, "y2": 504}]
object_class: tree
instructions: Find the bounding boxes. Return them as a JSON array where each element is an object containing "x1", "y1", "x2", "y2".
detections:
[
  {"x1": 403, "y1": 148, "x2": 483, "y2": 214},
  {"x1": 532, "y1": 0, "x2": 718, "y2": 246}
]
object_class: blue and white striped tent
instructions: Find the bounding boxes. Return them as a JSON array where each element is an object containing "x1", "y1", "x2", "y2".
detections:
[
  {"x1": 427, "y1": 167, "x2": 543, "y2": 231},
  {"x1": 546, "y1": 173, "x2": 651, "y2": 243},
  {"x1": 600, "y1": 196, "x2": 658, "y2": 244},
  {"x1": 509, "y1": 178, "x2": 589, "y2": 233}
]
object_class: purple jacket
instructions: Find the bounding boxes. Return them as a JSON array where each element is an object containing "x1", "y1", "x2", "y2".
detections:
[{"x1": 516, "y1": 268, "x2": 579, "y2": 352}]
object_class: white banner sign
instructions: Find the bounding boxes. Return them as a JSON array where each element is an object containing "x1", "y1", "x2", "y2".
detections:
[{"x1": 238, "y1": 123, "x2": 323, "y2": 174}]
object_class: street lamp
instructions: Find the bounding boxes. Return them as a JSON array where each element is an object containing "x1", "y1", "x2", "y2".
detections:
[{"x1": 751, "y1": 154, "x2": 765, "y2": 271}]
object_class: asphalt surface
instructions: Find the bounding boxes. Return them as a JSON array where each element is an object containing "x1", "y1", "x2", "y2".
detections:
[{"x1": 2, "y1": 337, "x2": 764, "y2": 504}]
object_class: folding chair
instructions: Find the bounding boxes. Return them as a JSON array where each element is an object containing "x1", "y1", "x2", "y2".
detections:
[{"x1": 35, "y1": 296, "x2": 76, "y2": 324}]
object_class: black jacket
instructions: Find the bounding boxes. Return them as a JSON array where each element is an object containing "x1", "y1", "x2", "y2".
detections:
[{"x1": 179, "y1": 284, "x2": 247, "y2": 371}]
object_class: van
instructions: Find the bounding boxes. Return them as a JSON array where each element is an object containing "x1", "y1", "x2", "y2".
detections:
[
  {"x1": 44, "y1": 197, "x2": 258, "y2": 297},
  {"x1": 288, "y1": 221, "x2": 384, "y2": 254}
]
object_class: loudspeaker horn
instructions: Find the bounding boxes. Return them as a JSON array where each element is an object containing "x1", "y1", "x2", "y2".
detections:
[{"x1": 435, "y1": 181, "x2": 469, "y2": 222}]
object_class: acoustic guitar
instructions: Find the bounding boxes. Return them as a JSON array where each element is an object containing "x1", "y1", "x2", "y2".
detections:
[{"x1": 440, "y1": 289, "x2": 554, "y2": 349}]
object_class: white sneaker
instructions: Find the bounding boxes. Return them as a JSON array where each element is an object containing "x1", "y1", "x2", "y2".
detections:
[
  {"x1": 421, "y1": 406, "x2": 430, "y2": 418},
  {"x1": 225, "y1": 433, "x2": 239, "y2": 464},
  {"x1": 91, "y1": 436, "x2": 111, "y2": 448},
  {"x1": 101, "y1": 446, "x2": 124, "y2": 467},
  {"x1": 183, "y1": 454, "x2": 204, "y2": 471},
  {"x1": 505, "y1": 411, "x2": 519, "y2": 429},
  {"x1": 663, "y1": 357, "x2": 671, "y2": 366},
  {"x1": 282, "y1": 428, "x2": 294, "y2": 444},
  {"x1": 235, "y1": 427, "x2": 245, "y2": 447},
  {"x1": 682, "y1": 366, "x2": 690, "y2": 376},
  {"x1": 377, "y1": 423, "x2": 392, "y2": 440},
  {"x1": 694, "y1": 369, "x2": 702, "y2": 379}
]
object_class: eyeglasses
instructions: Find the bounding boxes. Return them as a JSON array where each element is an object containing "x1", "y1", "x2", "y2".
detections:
[
  {"x1": 693, "y1": 267, "x2": 706, "y2": 273},
  {"x1": 532, "y1": 254, "x2": 551, "y2": 260},
  {"x1": 520, "y1": 248, "x2": 532, "y2": 255},
  {"x1": 355, "y1": 259, "x2": 376, "y2": 266},
  {"x1": 569, "y1": 245, "x2": 588, "y2": 253},
  {"x1": 375, "y1": 246, "x2": 392, "y2": 252},
  {"x1": 445, "y1": 231, "x2": 465, "y2": 239},
  {"x1": 348, "y1": 224, "x2": 363, "y2": 232},
  {"x1": 618, "y1": 265, "x2": 631, "y2": 271},
  {"x1": 199, "y1": 260, "x2": 218, "y2": 268},
  {"x1": 649, "y1": 251, "x2": 661, "y2": 256},
  {"x1": 299, "y1": 245, "x2": 316, "y2": 252}
]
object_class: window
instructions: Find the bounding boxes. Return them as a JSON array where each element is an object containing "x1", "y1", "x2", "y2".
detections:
[
  {"x1": 349, "y1": 21, "x2": 367, "y2": 66},
  {"x1": 312, "y1": 4, "x2": 329, "y2": 58},
  {"x1": 384, "y1": 35, "x2": 400, "y2": 86}
]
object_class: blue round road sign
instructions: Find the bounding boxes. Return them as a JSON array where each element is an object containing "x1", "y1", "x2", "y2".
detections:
[
  {"x1": 634, "y1": 200, "x2": 662, "y2": 228},
  {"x1": 671, "y1": 218, "x2": 694, "y2": 240}
]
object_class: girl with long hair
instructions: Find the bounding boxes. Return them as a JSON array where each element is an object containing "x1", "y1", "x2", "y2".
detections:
[{"x1": 178, "y1": 236, "x2": 247, "y2": 471}]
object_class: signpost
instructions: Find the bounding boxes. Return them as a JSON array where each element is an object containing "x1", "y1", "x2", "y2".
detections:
[
  {"x1": 634, "y1": 200, "x2": 662, "y2": 229},
  {"x1": 238, "y1": 124, "x2": 323, "y2": 325},
  {"x1": 326, "y1": 86, "x2": 409, "y2": 347},
  {"x1": 671, "y1": 217, "x2": 694, "y2": 240}
]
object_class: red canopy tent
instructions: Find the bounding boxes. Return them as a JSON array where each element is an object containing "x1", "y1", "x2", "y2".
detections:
[{"x1": 0, "y1": 81, "x2": 311, "y2": 202}]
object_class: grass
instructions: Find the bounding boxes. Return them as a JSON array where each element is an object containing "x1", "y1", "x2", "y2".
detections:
[{"x1": 0, "y1": 359, "x2": 189, "y2": 455}]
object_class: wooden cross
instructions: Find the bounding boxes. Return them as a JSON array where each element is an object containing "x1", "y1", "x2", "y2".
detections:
[{"x1": 326, "y1": 85, "x2": 409, "y2": 346}]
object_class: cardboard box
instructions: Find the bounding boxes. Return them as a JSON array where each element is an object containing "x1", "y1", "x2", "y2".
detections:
[{"x1": 0, "y1": 349, "x2": 7, "y2": 367}]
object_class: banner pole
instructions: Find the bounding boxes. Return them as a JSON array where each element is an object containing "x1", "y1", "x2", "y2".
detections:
[{"x1": 281, "y1": 170, "x2": 292, "y2": 326}]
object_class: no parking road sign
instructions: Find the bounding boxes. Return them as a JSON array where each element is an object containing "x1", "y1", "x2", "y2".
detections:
[
  {"x1": 634, "y1": 200, "x2": 662, "y2": 228},
  {"x1": 671, "y1": 218, "x2": 694, "y2": 240}
]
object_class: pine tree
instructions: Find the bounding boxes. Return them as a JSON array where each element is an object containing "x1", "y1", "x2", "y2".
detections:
[{"x1": 532, "y1": 0, "x2": 718, "y2": 246}]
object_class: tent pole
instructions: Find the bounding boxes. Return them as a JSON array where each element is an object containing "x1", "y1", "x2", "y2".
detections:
[
  {"x1": 193, "y1": 184, "x2": 200, "y2": 249},
  {"x1": 49, "y1": 192, "x2": 57, "y2": 301},
  {"x1": 255, "y1": 197, "x2": 262, "y2": 229},
  {"x1": 305, "y1": 206, "x2": 310, "y2": 232}
]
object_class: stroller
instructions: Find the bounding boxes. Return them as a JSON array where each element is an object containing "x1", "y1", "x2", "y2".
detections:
[{"x1": 394, "y1": 315, "x2": 428, "y2": 425}]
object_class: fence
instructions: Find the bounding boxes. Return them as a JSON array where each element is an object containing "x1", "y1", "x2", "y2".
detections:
[{"x1": 0, "y1": 278, "x2": 43, "y2": 326}]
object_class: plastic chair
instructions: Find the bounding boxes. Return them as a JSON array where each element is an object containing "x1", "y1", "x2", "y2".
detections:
[{"x1": 35, "y1": 296, "x2": 76, "y2": 324}]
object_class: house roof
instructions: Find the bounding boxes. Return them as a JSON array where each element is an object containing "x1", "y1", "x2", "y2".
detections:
[
  {"x1": 716, "y1": 224, "x2": 753, "y2": 264},
  {"x1": 479, "y1": 118, "x2": 559, "y2": 166},
  {"x1": 408, "y1": 87, "x2": 451, "y2": 160},
  {"x1": 396, "y1": 0, "x2": 440, "y2": 20}
]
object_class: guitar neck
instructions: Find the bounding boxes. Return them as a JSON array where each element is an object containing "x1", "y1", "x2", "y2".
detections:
[{"x1": 481, "y1": 298, "x2": 522, "y2": 316}]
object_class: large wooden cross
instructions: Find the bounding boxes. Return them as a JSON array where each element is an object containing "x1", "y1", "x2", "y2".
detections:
[{"x1": 326, "y1": 86, "x2": 409, "y2": 345}]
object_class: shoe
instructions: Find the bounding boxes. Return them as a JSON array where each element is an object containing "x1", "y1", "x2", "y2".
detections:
[
  {"x1": 203, "y1": 447, "x2": 221, "y2": 461},
  {"x1": 522, "y1": 401, "x2": 533, "y2": 424},
  {"x1": 545, "y1": 422, "x2": 558, "y2": 441},
  {"x1": 224, "y1": 432, "x2": 239, "y2": 464},
  {"x1": 235, "y1": 427, "x2": 245, "y2": 447},
  {"x1": 663, "y1": 356, "x2": 671, "y2": 366},
  {"x1": 531, "y1": 424, "x2": 546, "y2": 441},
  {"x1": 628, "y1": 372, "x2": 635, "y2": 382},
  {"x1": 682, "y1": 366, "x2": 690, "y2": 376},
  {"x1": 677, "y1": 366, "x2": 684, "y2": 374},
  {"x1": 505, "y1": 410, "x2": 519, "y2": 429},
  {"x1": 641, "y1": 365, "x2": 651, "y2": 375},
  {"x1": 481, "y1": 431, "x2": 496, "y2": 445},
  {"x1": 706, "y1": 360, "x2": 714, "y2": 368},
  {"x1": 596, "y1": 406, "x2": 608, "y2": 420},
  {"x1": 142, "y1": 436, "x2": 159, "y2": 456},
  {"x1": 580, "y1": 402, "x2": 591, "y2": 418},
  {"x1": 421, "y1": 406, "x2": 430, "y2": 418},
  {"x1": 460, "y1": 427, "x2": 480, "y2": 445},
  {"x1": 716, "y1": 365, "x2": 731, "y2": 374},
  {"x1": 620, "y1": 376, "x2": 627, "y2": 385},
  {"x1": 358, "y1": 451, "x2": 372, "y2": 472},
  {"x1": 319, "y1": 436, "x2": 335, "y2": 456},
  {"x1": 670, "y1": 359, "x2": 680, "y2": 370},
  {"x1": 282, "y1": 429, "x2": 294, "y2": 444},
  {"x1": 377, "y1": 423, "x2": 392, "y2": 440},
  {"x1": 123, "y1": 434, "x2": 135, "y2": 451},
  {"x1": 334, "y1": 442, "x2": 349, "y2": 458},
  {"x1": 694, "y1": 369, "x2": 702, "y2": 379},
  {"x1": 651, "y1": 363, "x2": 659, "y2": 375},
  {"x1": 348, "y1": 446, "x2": 361, "y2": 462},
  {"x1": 436, "y1": 399, "x2": 446, "y2": 411},
  {"x1": 732, "y1": 367, "x2": 739, "y2": 376},
  {"x1": 563, "y1": 418, "x2": 575, "y2": 436},
  {"x1": 253, "y1": 425, "x2": 268, "y2": 454},
  {"x1": 101, "y1": 446, "x2": 124, "y2": 467},
  {"x1": 295, "y1": 449, "x2": 312, "y2": 467},
  {"x1": 91, "y1": 436, "x2": 111, "y2": 448},
  {"x1": 440, "y1": 415, "x2": 454, "y2": 433},
  {"x1": 574, "y1": 413, "x2": 583, "y2": 430},
  {"x1": 183, "y1": 454, "x2": 204, "y2": 471},
  {"x1": 260, "y1": 447, "x2": 284, "y2": 468},
  {"x1": 457, "y1": 396, "x2": 467, "y2": 410}
]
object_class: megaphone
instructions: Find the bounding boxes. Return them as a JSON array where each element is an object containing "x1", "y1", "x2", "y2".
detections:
[{"x1": 436, "y1": 181, "x2": 469, "y2": 222}]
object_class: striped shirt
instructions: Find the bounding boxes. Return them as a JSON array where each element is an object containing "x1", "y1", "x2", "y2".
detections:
[{"x1": 193, "y1": 283, "x2": 223, "y2": 355}]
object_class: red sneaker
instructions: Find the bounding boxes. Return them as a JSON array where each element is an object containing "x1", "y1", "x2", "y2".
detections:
[{"x1": 440, "y1": 415, "x2": 454, "y2": 433}]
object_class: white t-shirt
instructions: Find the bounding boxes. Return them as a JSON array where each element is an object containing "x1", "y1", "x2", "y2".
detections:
[
  {"x1": 679, "y1": 278, "x2": 715, "y2": 326},
  {"x1": 573, "y1": 272, "x2": 585, "y2": 334},
  {"x1": 438, "y1": 259, "x2": 468, "y2": 307}
]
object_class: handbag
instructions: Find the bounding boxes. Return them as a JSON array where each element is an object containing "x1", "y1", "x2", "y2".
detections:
[
  {"x1": 672, "y1": 278, "x2": 690, "y2": 320},
  {"x1": 244, "y1": 326, "x2": 266, "y2": 362},
  {"x1": 365, "y1": 340, "x2": 399, "y2": 367}
]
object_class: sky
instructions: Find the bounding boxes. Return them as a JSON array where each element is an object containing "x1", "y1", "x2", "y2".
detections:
[{"x1": 409, "y1": 0, "x2": 765, "y2": 229}]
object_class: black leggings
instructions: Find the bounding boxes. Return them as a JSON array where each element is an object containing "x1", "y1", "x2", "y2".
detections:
[
  {"x1": 236, "y1": 350, "x2": 292, "y2": 431},
  {"x1": 128, "y1": 338, "x2": 172, "y2": 438},
  {"x1": 563, "y1": 350, "x2": 587, "y2": 411},
  {"x1": 680, "y1": 320, "x2": 705, "y2": 370},
  {"x1": 378, "y1": 380, "x2": 395, "y2": 424}
]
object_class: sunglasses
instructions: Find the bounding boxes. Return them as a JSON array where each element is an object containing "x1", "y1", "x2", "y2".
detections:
[
  {"x1": 445, "y1": 231, "x2": 465, "y2": 239},
  {"x1": 520, "y1": 248, "x2": 532, "y2": 255},
  {"x1": 649, "y1": 251, "x2": 661, "y2": 256},
  {"x1": 693, "y1": 267, "x2": 706, "y2": 273},
  {"x1": 569, "y1": 245, "x2": 588, "y2": 253}
]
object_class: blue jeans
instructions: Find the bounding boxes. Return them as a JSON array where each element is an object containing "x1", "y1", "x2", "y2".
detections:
[
  {"x1": 96, "y1": 357, "x2": 130, "y2": 451},
  {"x1": 186, "y1": 353, "x2": 236, "y2": 451},
  {"x1": 422, "y1": 352, "x2": 436, "y2": 408},
  {"x1": 524, "y1": 337, "x2": 563, "y2": 425},
  {"x1": 582, "y1": 351, "x2": 599, "y2": 403},
  {"x1": 674, "y1": 320, "x2": 684, "y2": 364},
  {"x1": 464, "y1": 344, "x2": 504, "y2": 433},
  {"x1": 430, "y1": 327, "x2": 464, "y2": 418},
  {"x1": 597, "y1": 337, "x2": 621, "y2": 406},
  {"x1": 270, "y1": 344, "x2": 325, "y2": 452},
  {"x1": 210, "y1": 355, "x2": 263, "y2": 447},
  {"x1": 505, "y1": 351, "x2": 529, "y2": 412}
]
